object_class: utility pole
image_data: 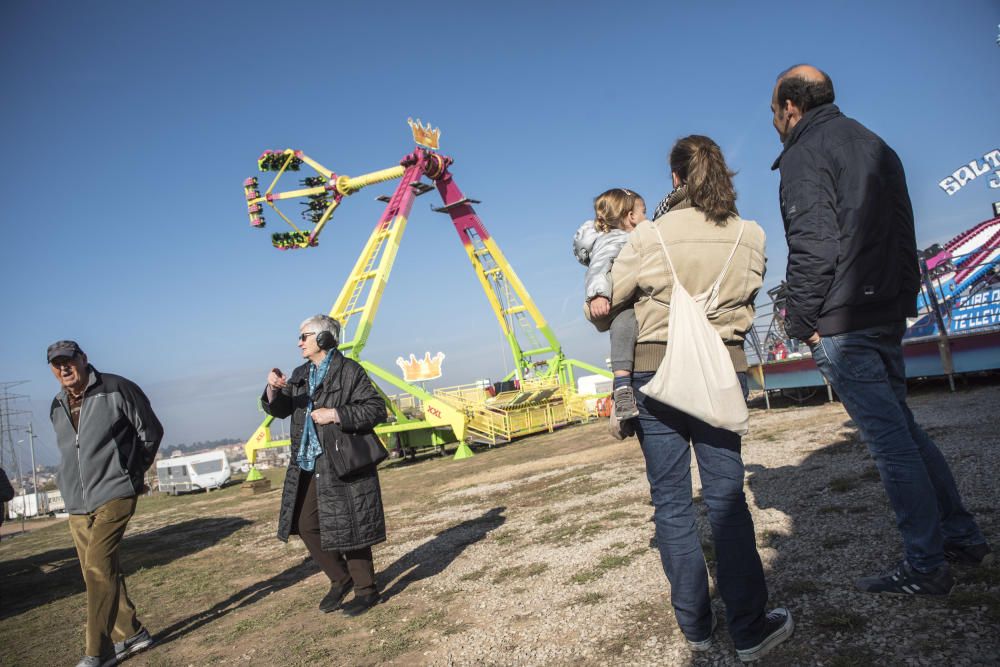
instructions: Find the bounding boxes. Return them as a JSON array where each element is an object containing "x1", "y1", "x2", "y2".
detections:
[
  {"x1": 27, "y1": 423, "x2": 40, "y2": 514},
  {"x1": 12, "y1": 439, "x2": 24, "y2": 533}
]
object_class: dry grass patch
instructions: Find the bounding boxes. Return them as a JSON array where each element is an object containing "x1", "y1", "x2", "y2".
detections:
[
  {"x1": 818, "y1": 504, "x2": 870, "y2": 515},
  {"x1": 459, "y1": 566, "x2": 491, "y2": 582},
  {"x1": 574, "y1": 591, "x2": 608, "y2": 606},
  {"x1": 492, "y1": 562, "x2": 549, "y2": 584},
  {"x1": 567, "y1": 553, "x2": 635, "y2": 585},
  {"x1": 813, "y1": 606, "x2": 867, "y2": 631},
  {"x1": 828, "y1": 475, "x2": 860, "y2": 493}
]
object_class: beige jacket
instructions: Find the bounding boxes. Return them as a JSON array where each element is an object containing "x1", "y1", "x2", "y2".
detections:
[{"x1": 590, "y1": 205, "x2": 766, "y2": 372}]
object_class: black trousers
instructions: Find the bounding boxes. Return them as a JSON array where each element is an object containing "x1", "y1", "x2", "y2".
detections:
[{"x1": 294, "y1": 470, "x2": 377, "y2": 595}]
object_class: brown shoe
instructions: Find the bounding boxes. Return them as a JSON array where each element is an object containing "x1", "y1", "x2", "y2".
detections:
[{"x1": 341, "y1": 592, "x2": 381, "y2": 617}]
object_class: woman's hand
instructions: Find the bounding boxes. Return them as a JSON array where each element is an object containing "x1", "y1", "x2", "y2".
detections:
[
  {"x1": 311, "y1": 407, "x2": 341, "y2": 425},
  {"x1": 589, "y1": 296, "x2": 611, "y2": 318},
  {"x1": 268, "y1": 368, "x2": 287, "y2": 390}
]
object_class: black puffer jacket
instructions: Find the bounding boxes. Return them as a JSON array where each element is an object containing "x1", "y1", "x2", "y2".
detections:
[
  {"x1": 261, "y1": 351, "x2": 388, "y2": 551},
  {"x1": 772, "y1": 104, "x2": 920, "y2": 340}
]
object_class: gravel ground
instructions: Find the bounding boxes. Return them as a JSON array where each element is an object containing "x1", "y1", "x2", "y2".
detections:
[{"x1": 367, "y1": 382, "x2": 1000, "y2": 666}]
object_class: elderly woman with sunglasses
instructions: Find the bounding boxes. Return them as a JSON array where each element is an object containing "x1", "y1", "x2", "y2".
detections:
[{"x1": 262, "y1": 314, "x2": 388, "y2": 616}]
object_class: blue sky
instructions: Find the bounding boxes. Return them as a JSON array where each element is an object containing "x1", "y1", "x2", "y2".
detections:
[{"x1": 1, "y1": 1, "x2": 998, "y2": 465}]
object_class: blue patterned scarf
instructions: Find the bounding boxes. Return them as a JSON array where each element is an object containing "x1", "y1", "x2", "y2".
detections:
[{"x1": 298, "y1": 351, "x2": 335, "y2": 472}]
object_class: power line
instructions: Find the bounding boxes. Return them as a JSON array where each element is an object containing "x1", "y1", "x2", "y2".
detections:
[{"x1": 0, "y1": 381, "x2": 31, "y2": 473}]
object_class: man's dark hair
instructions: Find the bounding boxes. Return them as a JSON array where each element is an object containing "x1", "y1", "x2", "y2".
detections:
[{"x1": 775, "y1": 65, "x2": 835, "y2": 113}]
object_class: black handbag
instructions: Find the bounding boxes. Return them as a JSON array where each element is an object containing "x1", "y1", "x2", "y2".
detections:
[{"x1": 324, "y1": 425, "x2": 388, "y2": 479}]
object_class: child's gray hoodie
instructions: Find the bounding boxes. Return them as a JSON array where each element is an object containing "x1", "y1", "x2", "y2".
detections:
[{"x1": 572, "y1": 220, "x2": 629, "y2": 300}]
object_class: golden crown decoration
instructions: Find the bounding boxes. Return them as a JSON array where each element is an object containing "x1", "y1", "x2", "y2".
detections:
[
  {"x1": 395, "y1": 351, "x2": 446, "y2": 382},
  {"x1": 408, "y1": 118, "x2": 441, "y2": 150}
]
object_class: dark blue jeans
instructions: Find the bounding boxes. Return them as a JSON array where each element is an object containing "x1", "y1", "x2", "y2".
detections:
[
  {"x1": 810, "y1": 322, "x2": 984, "y2": 572},
  {"x1": 633, "y1": 371, "x2": 767, "y2": 649}
]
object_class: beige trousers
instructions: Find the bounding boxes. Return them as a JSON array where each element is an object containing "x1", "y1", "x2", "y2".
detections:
[{"x1": 68, "y1": 496, "x2": 143, "y2": 656}]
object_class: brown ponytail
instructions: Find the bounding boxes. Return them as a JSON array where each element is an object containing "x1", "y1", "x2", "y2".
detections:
[{"x1": 668, "y1": 135, "x2": 738, "y2": 224}]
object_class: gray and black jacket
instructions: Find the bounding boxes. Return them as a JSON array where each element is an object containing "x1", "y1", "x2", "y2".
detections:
[{"x1": 50, "y1": 366, "x2": 163, "y2": 514}]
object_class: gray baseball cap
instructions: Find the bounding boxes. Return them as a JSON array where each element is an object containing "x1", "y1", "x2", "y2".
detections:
[{"x1": 46, "y1": 340, "x2": 84, "y2": 363}]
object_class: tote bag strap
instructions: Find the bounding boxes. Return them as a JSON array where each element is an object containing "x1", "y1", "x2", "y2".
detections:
[
  {"x1": 649, "y1": 219, "x2": 746, "y2": 312},
  {"x1": 703, "y1": 220, "x2": 746, "y2": 311},
  {"x1": 650, "y1": 222, "x2": 681, "y2": 287}
]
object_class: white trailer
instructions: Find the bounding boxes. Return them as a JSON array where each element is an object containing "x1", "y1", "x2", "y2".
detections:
[
  {"x1": 156, "y1": 450, "x2": 231, "y2": 495},
  {"x1": 6, "y1": 493, "x2": 50, "y2": 519},
  {"x1": 46, "y1": 489, "x2": 65, "y2": 513}
]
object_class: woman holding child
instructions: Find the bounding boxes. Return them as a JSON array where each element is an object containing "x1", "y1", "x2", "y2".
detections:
[{"x1": 585, "y1": 135, "x2": 793, "y2": 662}]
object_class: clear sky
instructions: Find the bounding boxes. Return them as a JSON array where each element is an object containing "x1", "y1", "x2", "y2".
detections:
[{"x1": 1, "y1": 1, "x2": 998, "y2": 466}]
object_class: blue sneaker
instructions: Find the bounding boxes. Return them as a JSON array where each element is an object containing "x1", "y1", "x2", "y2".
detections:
[{"x1": 855, "y1": 561, "x2": 953, "y2": 596}]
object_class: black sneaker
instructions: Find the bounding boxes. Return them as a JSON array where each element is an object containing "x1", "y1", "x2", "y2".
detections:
[
  {"x1": 341, "y1": 592, "x2": 381, "y2": 617},
  {"x1": 319, "y1": 580, "x2": 353, "y2": 613},
  {"x1": 943, "y1": 541, "x2": 994, "y2": 566},
  {"x1": 855, "y1": 561, "x2": 953, "y2": 596},
  {"x1": 613, "y1": 385, "x2": 640, "y2": 420},
  {"x1": 736, "y1": 608, "x2": 794, "y2": 663},
  {"x1": 687, "y1": 611, "x2": 717, "y2": 652}
]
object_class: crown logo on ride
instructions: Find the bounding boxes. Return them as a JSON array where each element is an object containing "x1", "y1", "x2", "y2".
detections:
[
  {"x1": 408, "y1": 118, "x2": 441, "y2": 150},
  {"x1": 395, "y1": 351, "x2": 446, "y2": 382}
]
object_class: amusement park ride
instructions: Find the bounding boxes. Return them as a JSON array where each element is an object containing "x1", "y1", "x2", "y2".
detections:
[{"x1": 241, "y1": 121, "x2": 609, "y2": 479}]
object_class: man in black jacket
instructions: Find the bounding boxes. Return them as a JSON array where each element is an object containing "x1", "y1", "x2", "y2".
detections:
[
  {"x1": 770, "y1": 65, "x2": 991, "y2": 595},
  {"x1": 48, "y1": 340, "x2": 161, "y2": 666}
]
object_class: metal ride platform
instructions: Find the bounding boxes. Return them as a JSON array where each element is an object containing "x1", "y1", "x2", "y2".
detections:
[{"x1": 748, "y1": 211, "x2": 1000, "y2": 403}]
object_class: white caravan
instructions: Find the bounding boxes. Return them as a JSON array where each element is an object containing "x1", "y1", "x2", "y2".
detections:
[{"x1": 156, "y1": 450, "x2": 231, "y2": 495}]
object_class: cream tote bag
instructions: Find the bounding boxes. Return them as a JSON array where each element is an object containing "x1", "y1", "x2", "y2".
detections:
[{"x1": 638, "y1": 220, "x2": 750, "y2": 435}]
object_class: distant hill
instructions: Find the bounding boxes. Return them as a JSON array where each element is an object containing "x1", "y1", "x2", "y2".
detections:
[{"x1": 161, "y1": 438, "x2": 242, "y2": 458}]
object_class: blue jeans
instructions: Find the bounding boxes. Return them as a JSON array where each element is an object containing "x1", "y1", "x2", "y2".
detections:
[
  {"x1": 633, "y1": 371, "x2": 767, "y2": 649},
  {"x1": 810, "y1": 322, "x2": 984, "y2": 572}
]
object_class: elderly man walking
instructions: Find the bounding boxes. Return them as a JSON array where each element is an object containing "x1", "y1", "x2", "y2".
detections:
[
  {"x1": 769, "y1": 65, "x2": 992, "y2": 596},
  {"x1": 48, "y1": 340, "x2": 162, "y2": 666}
]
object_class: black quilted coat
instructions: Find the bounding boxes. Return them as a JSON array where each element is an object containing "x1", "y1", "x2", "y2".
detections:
[{"x1": 261, "y1": 350, "x2": 388, "y2": 551}]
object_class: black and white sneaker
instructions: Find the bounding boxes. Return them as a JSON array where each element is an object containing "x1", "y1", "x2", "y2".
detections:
[
  {"x1": 613, "y1": 385, "x2": 640, "y2": 420},
  {"x1": 943, "y1": 541, "x2": 994, "y2": 567},
  {"x1": 687, "y1": 611, "x2": 717, "y2": 652},
  {"x1": 736, "y1": 608, "x2": 793, "y2": 663},
  {"x1": 114, "y1": 627, "x2": 154, "y2": 660},
  {"x1": 855, "y1": 561, "x2": 953, "y2": 596}
]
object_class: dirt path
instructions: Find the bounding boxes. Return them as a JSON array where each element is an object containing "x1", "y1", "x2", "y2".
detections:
[{"x1": 0, "y1": 515, "x2": 66, "y2": 538}]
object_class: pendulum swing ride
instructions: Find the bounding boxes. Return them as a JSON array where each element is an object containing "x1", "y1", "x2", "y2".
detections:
[{"x1": 241, "y1": 120, "x2": 609, "y2": 478}]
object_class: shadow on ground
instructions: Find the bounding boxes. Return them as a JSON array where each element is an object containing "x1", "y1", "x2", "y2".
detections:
[
  {"x1": 378, "y1": 506, "x2": 507, "y2": 602},
  {"x1": 0, "y1": 516, "x2": 252, "y2": 621},
  {"x1": 154, "y1": 557, "x2": 317, "y2": 648}
]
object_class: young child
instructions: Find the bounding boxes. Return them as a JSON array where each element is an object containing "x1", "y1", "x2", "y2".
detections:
[{"x1": 573, "y1": 187, "x2": 647, "y2": 422}]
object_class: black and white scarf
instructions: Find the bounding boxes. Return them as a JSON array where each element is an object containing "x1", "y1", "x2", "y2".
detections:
[{"x1": 651, "y1": 184, "x2": 689, "y2": 221}]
